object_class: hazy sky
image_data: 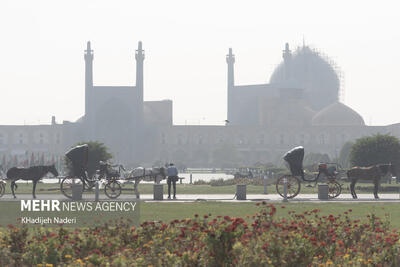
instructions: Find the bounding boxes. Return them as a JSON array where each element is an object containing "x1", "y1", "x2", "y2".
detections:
[{"x1": 0, "y1": 0, "x2": 399, "y2": 126}]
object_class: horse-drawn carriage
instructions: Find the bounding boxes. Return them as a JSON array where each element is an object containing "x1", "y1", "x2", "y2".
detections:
[
  {"x1": 94, "y1": 161, "x2": 166, "y2": 199},
  {"x1": 276, "y1": 146, "x2": 344, "y2": 199},
  {"x1": 60, "y1": 144, "x2": 166, "y2": 199},
  {"x1": 0, "y1": 179, "x2": 5, "y2": 197}
]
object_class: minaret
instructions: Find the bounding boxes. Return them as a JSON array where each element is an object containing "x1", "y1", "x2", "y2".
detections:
[
  {"x1": 282, "y1": 43, "x2": 292, "y2": 80},
  {"x1": 135, "y1": 41, "x2": 145, "y2": 122},
  {"x1": 84, "y1": 41, "x2": 94, "y2": 117},
  {"x1": 226, "y1": 48, "x2": 235, "y2": 124},
  {"x1": 135, "y1": 41, "x2": 145, "y2": 103}
]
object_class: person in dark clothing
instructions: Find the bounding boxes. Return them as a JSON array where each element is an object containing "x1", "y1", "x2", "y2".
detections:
[{"x1": 167, "y1": 163, "x2": 178, "y2": 199}]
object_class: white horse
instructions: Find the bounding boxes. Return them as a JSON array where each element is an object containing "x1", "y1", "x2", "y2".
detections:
[{"x1": 127, "y1": 167, "x2": 167, "y2": 198}]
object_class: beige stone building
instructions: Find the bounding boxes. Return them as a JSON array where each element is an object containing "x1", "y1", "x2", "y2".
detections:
[{"x1": 1, "y1": 42, "x2": 399, "y2": 170}]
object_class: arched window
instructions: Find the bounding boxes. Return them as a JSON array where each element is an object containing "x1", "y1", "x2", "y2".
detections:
[
  {"x1": 177, "y1": 134, "x2": 182, "y2": 145},
  {"x1": 238, "y1": 135, "x2": 244, "y2": 145},
  {"x1": 279, "y1": 134, "x2": 284, "y2": 145},
  {"x1": 198, "y1": 135, "x2": 203, "y2": 145},
  {"x1": 161, "y1": 133, "x2": 166, "y2": 144},
  {"x1": 19, "y1": 133, "x2": 24, "y2": 144},
  {"x1": 217, "y1": 136, "x2": 224, "y2": 144},
  {"x1": 319, "y1": 133, "x2": 329, "y2": 145},
  {"x1": 259, "y1": 134, "x2": 265, "y2": 145}
]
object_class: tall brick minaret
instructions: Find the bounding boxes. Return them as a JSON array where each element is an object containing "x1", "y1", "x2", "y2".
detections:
[
  {"x1": 135, "y1": 41, "x2": 145, "y2": 122},
  {"x1": 226, "y1": 48, "x2": 235, "y2": 124},
  {"x1": 84, "y1": 41, "x2": 95, "y2": 138}
]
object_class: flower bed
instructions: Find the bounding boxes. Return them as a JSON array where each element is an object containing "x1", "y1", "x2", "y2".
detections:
[{"x1": 0, "y1": 202, "x2": 399, "y2": 266}]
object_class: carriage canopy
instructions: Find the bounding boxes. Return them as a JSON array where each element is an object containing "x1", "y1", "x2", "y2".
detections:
[
  {"x1": 65, "y1": 144, "x2": 89, "y2": 167},
  {"x1": 283, "y1": 146, "x2": 304, "y2": 176}
]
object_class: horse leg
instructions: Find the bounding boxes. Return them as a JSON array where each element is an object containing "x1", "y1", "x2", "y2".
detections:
[
  {"x1": 11, "y1": 181, "x2": 16, "y2": 198},
  {"x1": 374, "y1": 178, "x2": 379, "y2": 199},
  {"x1": 350, "y1": 179, "x2": 357, "y2": 199},
  {"x1": 32, "y1": 180, "x2": 38, "y2": 199}
]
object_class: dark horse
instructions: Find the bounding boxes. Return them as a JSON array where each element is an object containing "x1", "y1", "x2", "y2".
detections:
[
  {"x1": 6, "y1": 164, "x2": 59, "y2": 199},
  {"x1": 347, "y1": 163, "x2": 397, "y2": 199}
]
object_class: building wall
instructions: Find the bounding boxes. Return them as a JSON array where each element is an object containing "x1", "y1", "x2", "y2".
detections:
[{"x1": 150, "y1": 124, "x2": 395, "y2": 167}]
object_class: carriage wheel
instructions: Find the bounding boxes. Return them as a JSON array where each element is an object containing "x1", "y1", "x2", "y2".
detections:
[
  {"x1": 60, "y1": 176, "x2": 83, "y2": 199},
  {"x1": 327, "y1": 180, "x2": 342, "y2": 199},
  {"x1": 104, "y1": 180, "x2": 122, "y2": 199},
  {"x1": 276, "y1": 175, "x2": 301, "y2": 199},
  {"x1": 0, "y1": 183, "x2": 4, "y2": 197}
]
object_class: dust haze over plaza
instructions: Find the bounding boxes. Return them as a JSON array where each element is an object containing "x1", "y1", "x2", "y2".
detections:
[{"x1": 1, "y1": 1, "x2": 400, "y2": 169}]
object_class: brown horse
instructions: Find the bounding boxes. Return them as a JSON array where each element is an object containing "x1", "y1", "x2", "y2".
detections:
[
  {"x1": 347, "y1": 164, "x2": 397, "y2": 199},
  {"x1": 6, "y1": 164, "x2": 59, "y2": 199}
]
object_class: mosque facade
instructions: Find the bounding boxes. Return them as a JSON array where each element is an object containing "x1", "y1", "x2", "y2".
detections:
[{"x1": 1, "y1": 42, "x2": 399, "y2": 170}]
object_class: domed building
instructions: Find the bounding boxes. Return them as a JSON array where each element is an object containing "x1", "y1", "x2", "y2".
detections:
[
  {"x1": 312, "y1": 102, "x2": 365, "y2": 126},
  {"x1": 270, "y1": 44, "x2": 340, "y2": 111},
  {"x1": 1, "y1": 41, "x2": 398, "y2": 168},
  {"x1": 149, "y1": 42, "x2": 391, "y2": 166},
  {"x1": 226, "y1": 43, "x2": 360, "y2": 128}
]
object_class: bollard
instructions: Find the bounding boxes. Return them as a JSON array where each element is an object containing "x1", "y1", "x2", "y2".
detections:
[
  {"x1": 190, "y1": 173, "x2": 193, "y2": 184},
  {"x1": 318, "y1": 184, "x2": 329, "y2": 200},
  {"x1": 236, "y1": 184, "x2": 247, "y2": 200},
  {"x1": 153, "y1": 184, "x2": 163, "y2": 200},
  {"x1": 263, "y1": 174, "x2": 267, "y2": 194},
  {"x1": 95, "y1": 180, "x2": 99, "y2": 202},
  {"x1": 282, "y1": 177, "x2": 288, "y2": 202},
  {"x1": 71, "y1": 184, "x2": 83, "y2": 200}
]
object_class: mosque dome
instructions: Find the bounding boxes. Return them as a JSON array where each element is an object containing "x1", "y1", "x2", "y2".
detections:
[
  {"x1": 311, "y1": 102, "x2": 365, "y2": 126},
  {"x1": 270, "y1": 44, "x2": 340, "y2": 111}
]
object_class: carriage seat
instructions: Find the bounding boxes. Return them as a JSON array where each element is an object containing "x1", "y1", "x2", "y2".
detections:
[
  {"x1": 318, "y1": 163, "x2": 337, "y2": 176},
  {"x1": 327, "y1": 166, "x2": 337, "y2": 176},
  {"x1": 98, "y1": 161, "x2": 119, "y2": 178}
]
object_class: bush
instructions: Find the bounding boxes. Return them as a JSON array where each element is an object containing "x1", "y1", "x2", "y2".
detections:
[
  {"x1": 1, "y1": 204, "x2": 400, "y2": 266},
  {"x1": 350, "y1": 134, "x2": 400, "y2": 167}
]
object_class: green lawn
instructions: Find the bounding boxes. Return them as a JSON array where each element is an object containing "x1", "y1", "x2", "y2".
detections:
[
  {"x1": 140, "y1": 202, "x2": 400, "y2": 228},
  {"x1": 2, "y1": 181, "x2": 400, "y2": 195}
]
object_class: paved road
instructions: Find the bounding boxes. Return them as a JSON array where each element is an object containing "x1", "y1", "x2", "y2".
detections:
[{"x1": 1, "y1": 193, "x2": 400, "y2": 202}]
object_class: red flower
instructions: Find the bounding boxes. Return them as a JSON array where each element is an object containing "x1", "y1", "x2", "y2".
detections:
[
  {"x1": 49, "y1": 232, "x2": 57, "y2": 238},
  {"x1": 262, "y1": 243, "x2": 269, "y2": 250}
]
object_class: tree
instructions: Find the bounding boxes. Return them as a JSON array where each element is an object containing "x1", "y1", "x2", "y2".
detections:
[
  {"x1": 350, "y1": 134, "x2": 400, "y2": 167},
  {"x1": 304, "y1": 152, "x2": 330, "y2": 167},
  {"x1": 338, "y1": 141, "x2": 354, "y2": 169},
  {"x1": 65, "y1": 141, "x2": 113, "y2": 177}
]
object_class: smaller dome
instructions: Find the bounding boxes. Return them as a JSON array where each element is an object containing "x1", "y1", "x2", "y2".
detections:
[{"x1": 312, "y1": 102, "x2": 365, "y2": 126}]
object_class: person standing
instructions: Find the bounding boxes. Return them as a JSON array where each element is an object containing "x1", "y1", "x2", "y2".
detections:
[{"x1": 167, "y1": 163, "x2": 178, "y2": 199}]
